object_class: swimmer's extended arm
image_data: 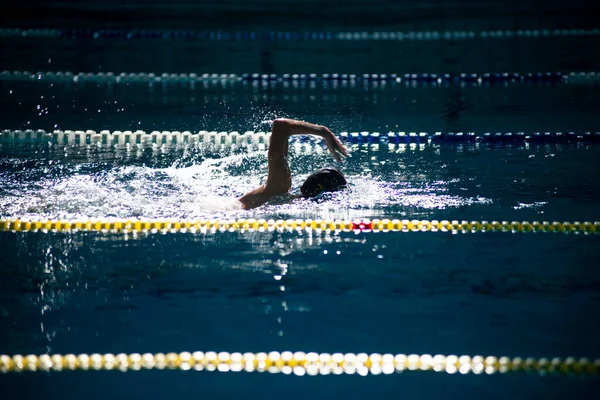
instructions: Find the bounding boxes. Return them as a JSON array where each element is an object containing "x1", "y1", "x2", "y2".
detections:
[{"x1": 238, "y1": 118, "x2": 348, "y2": 210}]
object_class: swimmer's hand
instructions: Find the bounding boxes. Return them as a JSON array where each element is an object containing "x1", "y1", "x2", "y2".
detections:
[
  {"x1": 272, "y1": 118, "x2": 349, "y2": 162},
  {"x1": 319, "y1": 125, "x2": 349, "y2": 162}
]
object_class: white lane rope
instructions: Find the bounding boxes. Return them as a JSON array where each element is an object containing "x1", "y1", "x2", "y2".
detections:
[{"x1": 2, "y1": 129, "x2": 598, "y2": 148}]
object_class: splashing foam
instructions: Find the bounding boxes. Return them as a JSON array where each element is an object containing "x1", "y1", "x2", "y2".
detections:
[{"x1": 0, "y1": 149, "x2": 492, "y2": 220}]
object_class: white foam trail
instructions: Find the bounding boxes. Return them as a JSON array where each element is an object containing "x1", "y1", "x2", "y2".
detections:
[{"x1": 0, "y1": 149, "x2": 493, "y2": 220}]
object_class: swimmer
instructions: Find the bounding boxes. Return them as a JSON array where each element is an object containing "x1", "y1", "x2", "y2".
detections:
[{"x1": 238, "y1": 118, "x2": 349, "y2": 209}]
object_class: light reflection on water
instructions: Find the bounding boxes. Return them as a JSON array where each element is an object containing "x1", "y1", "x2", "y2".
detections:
[
  {"x1": 0, "y1": 227, "x2": 373, "y2": 351},
  {"x1": 2, "y1": 226, "x2": 600, "y2": 357}
]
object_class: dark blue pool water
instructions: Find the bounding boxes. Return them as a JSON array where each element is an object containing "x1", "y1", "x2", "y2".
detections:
[{"x1": 1, "y1": 1, "x2": 600, "y2": 398}]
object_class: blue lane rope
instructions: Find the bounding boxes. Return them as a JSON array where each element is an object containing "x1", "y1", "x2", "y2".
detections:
[
  {"x1": 341, "y1": 131, "x2": 600, "y2": 143},
  {"x1": 1, "y1": 70, "x2": 598, "y2": 85},
  {"x1": 1, "y1": 27, "x2": 599, "y2": 41}
]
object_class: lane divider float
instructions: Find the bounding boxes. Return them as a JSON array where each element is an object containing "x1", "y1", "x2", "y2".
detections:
[
  {"x1": 2, "y1": 27, "x2": 599, "y2": 41},
  {"x1": 1, "y1": 219, "x2": 598, "y2": 235},
  {"x1": 2, "y1": 70, "x2": 598, "y2": 85},
  {"x1": 2, "y1": 129, "x2": 599, "y2": 147},
  {"x1": 1, "y1": 351, "x2": 598, "y2": 376}
]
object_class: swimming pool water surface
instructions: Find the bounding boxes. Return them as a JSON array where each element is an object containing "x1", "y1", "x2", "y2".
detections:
[{"x1": 1, "y1": 1, "x2": 600, "y2": 398}]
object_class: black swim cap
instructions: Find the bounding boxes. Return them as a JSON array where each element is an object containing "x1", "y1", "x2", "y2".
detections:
[{"x1": 300, "y1": 168, "x2": 347, "y2": 198}]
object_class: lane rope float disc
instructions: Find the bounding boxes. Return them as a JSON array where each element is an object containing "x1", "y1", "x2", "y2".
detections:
[
  {"x1": 1, "y1": 218, "x2": 598, "y2": 235},
  {"x1": 1, "y1": 351, "x2": 598, "y2": 376},
  {"x1": 2, "y1": 129, "x2": 599, "y2": 147}
]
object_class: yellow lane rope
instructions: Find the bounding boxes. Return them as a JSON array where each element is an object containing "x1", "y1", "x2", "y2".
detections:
[
  {"x1": 1, "y1": 218, "x2": 598, "y2": 234},
  {"x1": 1, "y1": 352, "x2": 598, "y2": 376}
]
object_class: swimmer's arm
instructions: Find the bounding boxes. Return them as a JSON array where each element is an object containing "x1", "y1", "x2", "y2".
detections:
[
  {"x1": 270, "y1": 118, "x2": 348, "y2": 162},
  {"x1": 238, "y1": 118, "x2": 347, "y2": 210},
  {"x1": 237, "y1": 119, "x2": 292, "y2": 210}
]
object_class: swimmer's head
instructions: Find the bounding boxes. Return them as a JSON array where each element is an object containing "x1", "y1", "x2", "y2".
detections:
[{"x1": 300, "y1": 168, "x2": 347, "y2": 198}]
